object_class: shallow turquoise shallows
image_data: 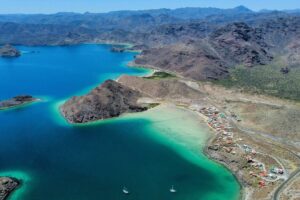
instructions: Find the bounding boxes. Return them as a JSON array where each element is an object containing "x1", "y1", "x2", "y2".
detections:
[{"x1": 0, "y1": 44, "x2": 240, "y2": 200}]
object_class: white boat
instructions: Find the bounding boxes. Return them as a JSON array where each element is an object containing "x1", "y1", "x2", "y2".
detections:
[
  {"x1": 122, "y1": 187, "x2": 130, "y2": 195},
  {"x1": 170, "y1": 185, "x2": 176, "y2": 193}
]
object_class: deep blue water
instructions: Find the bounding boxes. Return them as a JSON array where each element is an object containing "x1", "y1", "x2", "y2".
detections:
[
  {"x1": 0, "y1": 44, "x2": 240, "y2": 200},
  {"x1": 0, "y1": 45, "x2": 148, "y2": 99}
]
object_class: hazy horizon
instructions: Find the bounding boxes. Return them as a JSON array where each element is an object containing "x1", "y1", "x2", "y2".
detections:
[{"x1": 0, "y1": 0, "x2": 300, "y2": 14}]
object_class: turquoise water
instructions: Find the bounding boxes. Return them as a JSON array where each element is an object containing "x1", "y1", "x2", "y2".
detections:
[{"x1": 0, "y1": 44, "x2": 240, "y2": 200}]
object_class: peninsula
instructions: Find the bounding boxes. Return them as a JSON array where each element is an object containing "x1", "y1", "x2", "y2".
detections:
[{"x1": 60, "y1": 80, "x2": 149, "y2": 123}]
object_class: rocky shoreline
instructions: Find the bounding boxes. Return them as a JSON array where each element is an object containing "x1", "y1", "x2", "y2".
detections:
[
  {"x1": 0, "y1": 95, "x2": 39, "y2": 110},
  {"x1": 0, "y1": 177, "x2": 19, "y2": 200}
]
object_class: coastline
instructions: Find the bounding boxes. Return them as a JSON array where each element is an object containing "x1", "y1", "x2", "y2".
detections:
[
  {"x1": 158, "y1": 104, "x2": 246, "y2": 200},
  {"x1": 202, "y1": 122, "x2": 247, "y2": 200},
  {"x1": 59, "y1": 101, "x2": 242, "y2": 199},
  {"x1": 1, "y1": 42, "x2": 243, "y2": 199},
  {"x1": 123, "y1": 103, "x2": 241, "y2": 199},
  {"x1": 54, "y1": 42, "x2": 244, "y2": 199},
  {"x1": 190, "y1": 109, "x2": 246, "y2": 200},
  {"x1": 121, "y1": 55, "x2": 247, "y2": 199}
]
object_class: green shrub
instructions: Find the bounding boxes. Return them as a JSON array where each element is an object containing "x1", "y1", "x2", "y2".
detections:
[
  {"x1": 144, "y1": 71, "x2": 176, "y2": 79},
  {"x1": 216, "y1": 64, "x2": 300, "y2": 101}
]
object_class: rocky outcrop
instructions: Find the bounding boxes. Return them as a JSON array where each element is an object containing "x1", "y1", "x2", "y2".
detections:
[
  {"x1": 0, "y1": 177, "x2": 19, "y2": 200},
  {"x1": 0, "y1": 95, "x2": 37, "y2": 110},
  {"x1": 60, "y1": 80, "x2": 148, "y2": 123},
  {"x1": 0, "y1": 44, "x2": 20, "y2": 57}
]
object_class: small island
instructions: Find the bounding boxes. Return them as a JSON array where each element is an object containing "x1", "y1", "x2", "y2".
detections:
[
  {"x1": 110, "y1": 45, "x2": 148, "y2": 53},
  {"x1": 60, "y1": 80, "x2": 149, "y2": 123},
  {"x1": 110, "y1": 46, "x2": 125, "y2": 53},
  {"x1": 0, "y1": 177, "x2": 19, "y2": 200},
  {"x1": 0, "y1": 44, "x2": 21, "y2": 57},
  {"x1": 0, "y1": 95, "x2": 39, "y2": 110}
]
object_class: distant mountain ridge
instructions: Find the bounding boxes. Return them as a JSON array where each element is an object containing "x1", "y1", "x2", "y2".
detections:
[
  {"x1": 134, "y1": 16, "x2": 300, "y2": 80},
  {"x1": 0, "y1": 7, "x2": 295, "y2": 46},
  {"x1": 0, "y1": 6, "x2": 253, "y2": 23},
  {"x1": 1, "y1": 6, "x2": 300, "y2": 83}
]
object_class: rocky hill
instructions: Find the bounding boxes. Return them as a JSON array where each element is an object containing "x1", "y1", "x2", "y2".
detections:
[
  {"x1": 60, "y1": 74, "x2": 208, "y2": 123},
  {"x1": 209, "y1": 22, "x2": 272, "y2": 67},
  {"x1": 60, "y1": 80, "x2": 148, "y2": 123},
  {"x1": 134, "y1": 41, "x2": 228, "y2": 80},
  {"x1": 134, "y1": 22, "x2": 275, "y2": 80}
]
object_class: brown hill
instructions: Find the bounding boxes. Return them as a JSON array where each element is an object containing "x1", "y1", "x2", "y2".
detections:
[
  {"x1": 60, "y1": 80, "x2": 148, "y2": 123},
  {"x1": 134, "y1": 22, "x2": 274, "y2": 80}
]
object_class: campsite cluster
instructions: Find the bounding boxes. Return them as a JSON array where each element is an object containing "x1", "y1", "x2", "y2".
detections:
[{"x1": 196, "y1": 106, "x2": 287, "y2": 188}]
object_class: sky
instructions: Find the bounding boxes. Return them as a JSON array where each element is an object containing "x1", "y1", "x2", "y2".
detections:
[{"x1": 0, "y1": 0, "x2": 300, "y2": 14}]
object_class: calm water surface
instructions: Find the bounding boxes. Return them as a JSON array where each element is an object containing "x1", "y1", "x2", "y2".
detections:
[{"x1": 0, "y1": 44, "x2": 240, "y2": 200}]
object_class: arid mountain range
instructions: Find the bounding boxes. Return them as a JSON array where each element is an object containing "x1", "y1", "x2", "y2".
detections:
[
  {"x1": 134, "y1": 17, "x2": 300, "y2": 80},
  {"x1": 0, "y1": 6, "x2": 298, "y2": 46},
  {"x1": 1, "y1": 6, "x2": 300, "y2": 86}
]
